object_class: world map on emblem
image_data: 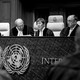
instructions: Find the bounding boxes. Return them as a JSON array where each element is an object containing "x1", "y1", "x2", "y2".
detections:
[{"x1": 3, "y1": 44, "x2": 30, "y2": 75}]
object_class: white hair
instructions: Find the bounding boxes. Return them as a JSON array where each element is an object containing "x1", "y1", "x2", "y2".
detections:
[{"x1": 15, "y1": 18, "x2": 24, "y2": 26}]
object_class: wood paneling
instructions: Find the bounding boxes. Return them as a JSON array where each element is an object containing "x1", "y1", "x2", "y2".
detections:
[{"x1": 0, "y1": 0, "x2": 11, "y2": 22}]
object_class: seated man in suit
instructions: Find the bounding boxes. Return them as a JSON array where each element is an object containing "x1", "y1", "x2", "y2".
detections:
[
  {"x1": 60, "y1": 15, "x2": 79, "y2": 37},
  {"x1": 10, "y1": 18, "x2": 34, "y2": 36},
  {"x1": 35, "y1": 18, "x2": 54, "y2": 37},
  {"x1": 45, "y1": 26, "x2": 80, "y2": 80}
]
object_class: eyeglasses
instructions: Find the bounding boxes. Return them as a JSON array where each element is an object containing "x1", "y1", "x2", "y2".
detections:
[{"x1": 67, "y1": 20, "x2": 75, "y2": 23}]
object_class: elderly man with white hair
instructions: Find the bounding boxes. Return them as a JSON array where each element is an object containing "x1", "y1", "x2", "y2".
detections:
[
  {"x1": 10, "y1": 18, "x2": 34, "y2": 36},
  {"x1": 60, "y1": 15, "x2": 80, "y2": 38}
]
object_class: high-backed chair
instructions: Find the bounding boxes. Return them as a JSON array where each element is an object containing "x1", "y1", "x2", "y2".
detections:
[
  {"x1": 47, "y1": 15, "x2": 64, "y2": 36},
  {"x1": 0, "y1": 23, "x2": 10, "y2": 36}
]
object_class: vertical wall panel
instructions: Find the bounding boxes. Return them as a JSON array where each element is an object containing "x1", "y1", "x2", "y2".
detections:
[{"x1": 0, "y1": 1, "x2": 11, "y2": 22}]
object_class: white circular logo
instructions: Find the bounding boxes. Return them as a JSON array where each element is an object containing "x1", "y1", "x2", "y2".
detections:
[{"x1": 3, "y1": 44, "x2": 30, "y2": 75}]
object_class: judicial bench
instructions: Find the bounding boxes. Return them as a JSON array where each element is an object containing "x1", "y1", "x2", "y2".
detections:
[{"x1": 0, "y1": 37, "x2": 75, "y2": 80}]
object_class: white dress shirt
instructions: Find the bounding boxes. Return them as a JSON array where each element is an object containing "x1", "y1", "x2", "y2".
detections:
[
  {"x1": 16, "y1": 27, "x2": 23, "y2": 36},
  {"x1": 39, "y1": 27, "x2": 45, "y2": 36},
  {"x1": 68, "y1": 25, "x2": 76, "y2": 37}
]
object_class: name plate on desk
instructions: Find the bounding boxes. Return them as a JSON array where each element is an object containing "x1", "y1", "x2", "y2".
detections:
[{"x1": 0, "y1": 37, "x2": 75, "y2": 80}]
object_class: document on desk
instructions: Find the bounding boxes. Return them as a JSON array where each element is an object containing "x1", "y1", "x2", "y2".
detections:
[{"x1": 23, "y1": 34, "x2": 32, "y2": 36}]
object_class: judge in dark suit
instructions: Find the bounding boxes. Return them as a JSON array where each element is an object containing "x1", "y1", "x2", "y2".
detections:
[
  {"x1": 10, "y1": 18, "x2": 34, "y2": 36},
  {"x1": 34, "y1": 18, "x2": 54, "y2": 37},
  {"x1": 60, "y1": 15, "x2": 79, "y2": 37}
]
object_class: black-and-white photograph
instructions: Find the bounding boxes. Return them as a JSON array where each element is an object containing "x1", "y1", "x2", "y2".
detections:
[{"x1": 0, "y1": 0, "x2": 80, "y2": 80}]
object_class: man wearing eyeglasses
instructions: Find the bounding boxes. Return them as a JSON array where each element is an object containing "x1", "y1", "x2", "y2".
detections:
[{"x1": 60, "y1": 15, "x2": 79, "y2": 37}]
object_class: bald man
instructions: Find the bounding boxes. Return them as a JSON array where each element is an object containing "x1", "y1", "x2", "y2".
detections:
[
  {"x1": 60, "y1": 15, "x2": 80, "y2": 38},
  {"x1": 10, "y1": 18, "x2": 34, "y2": 36}
]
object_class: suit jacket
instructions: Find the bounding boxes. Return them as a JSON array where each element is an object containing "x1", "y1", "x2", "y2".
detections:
[
  {"x1": 60, "y1": 24, "x2": 80, "y2": 37},
  {"x1": 35, "y1": 28, "x2": 54, "y2": 37},
  {"x1": 10, "y1": 25, "x2": 34, "y2": 36}
]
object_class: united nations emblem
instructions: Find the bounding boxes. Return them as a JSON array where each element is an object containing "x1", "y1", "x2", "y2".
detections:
[{"x1": 3, "y1": 44, "x2": 30, "y2": 75}]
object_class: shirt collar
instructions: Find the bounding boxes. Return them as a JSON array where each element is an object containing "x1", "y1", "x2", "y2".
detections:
[
  {"x1": 16, "y1": 27, "x2": 22, "y2": 32},
  {"x1": 70, "y1": 24, "x2": 77, "y2": 31}
]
